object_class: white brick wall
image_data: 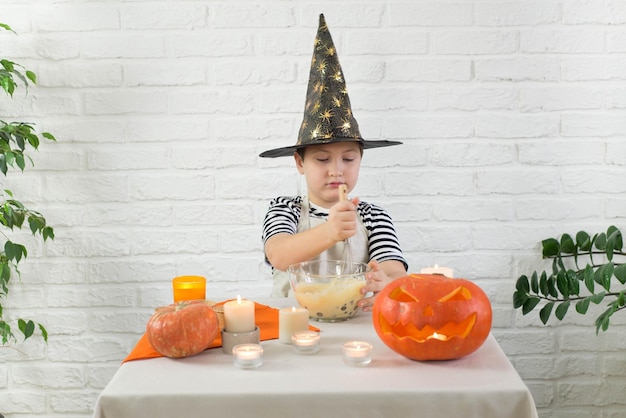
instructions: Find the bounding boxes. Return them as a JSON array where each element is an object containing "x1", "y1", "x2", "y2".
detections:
[{"x1": 1, "y1": 1, "x2": 625, "y2": 417}]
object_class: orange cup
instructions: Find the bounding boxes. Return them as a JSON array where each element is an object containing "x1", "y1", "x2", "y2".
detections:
[{"x1": 172, "y1": 276, "x2": 206, "y2": 302}]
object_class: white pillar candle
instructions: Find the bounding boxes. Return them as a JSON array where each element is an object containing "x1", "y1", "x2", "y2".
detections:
[
  {"x1": 420, "y1": 264, "x2": 454, "y2": 278},
  {"x1": 278, "y1": 306, "x2": 309, "y2": 344},
  {"x1": 223, "y1": 295, "x2": 255, "y2": 333}
]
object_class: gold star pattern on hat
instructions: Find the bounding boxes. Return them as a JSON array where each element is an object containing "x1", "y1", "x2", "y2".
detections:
[
  {"x1": 296, "y1": 14, "x2": 362, "y2": 146},
  {"x1": 259, "y1": 14, "x2": 402, "y2": 158}
]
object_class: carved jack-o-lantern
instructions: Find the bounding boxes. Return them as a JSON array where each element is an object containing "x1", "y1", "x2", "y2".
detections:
[{"x1": 372, "y1": 274, "x2": 492, "y2": 361}]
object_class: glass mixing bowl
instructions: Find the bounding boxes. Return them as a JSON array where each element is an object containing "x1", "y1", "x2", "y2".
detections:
[{"x1": 288, "y1": 260, "x2": 368, "y2": 322}]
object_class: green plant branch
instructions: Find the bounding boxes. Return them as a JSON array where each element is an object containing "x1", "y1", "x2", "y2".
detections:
[
  {"x1": 513, "y1": 225, "x2": 626, "y2": 334},
  {"x1": 0, "y1": 22, "x2": 54, "y2": 345}
]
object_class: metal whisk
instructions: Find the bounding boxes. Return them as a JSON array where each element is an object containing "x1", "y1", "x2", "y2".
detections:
[{"x1": 338, "y1": 184, "x2": 352, "y2": 266}]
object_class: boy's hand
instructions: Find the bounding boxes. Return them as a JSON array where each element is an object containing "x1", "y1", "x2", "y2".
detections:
[
  {"x1": 358, "y1": 260, "x2": 389, "y2": 311},
  {"x1": 326, "y1": 197, "x2": 359, "y2": 242}
]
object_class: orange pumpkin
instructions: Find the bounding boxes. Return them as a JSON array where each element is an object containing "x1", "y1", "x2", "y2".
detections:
[
  {"x1": 372, "y1": 274, "x2": 492, "y2": 361},
  {"x1": 146, "y1": 300, "x2": 219, "y2": 358}
]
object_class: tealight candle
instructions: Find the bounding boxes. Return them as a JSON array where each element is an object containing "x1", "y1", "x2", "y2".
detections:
[
  {"x1": 172, "y1": 275, "x2": 206, "y2": 302},
  {"x1": 232, "y1": 344, "x2": 263, "y2": 369},
  {"x1": 279, "y1": 306, "x2": 309, "y2": 344},
  {"x1": 342, "y1": 341, "x2": 372, "y2": 367},
  {"x1": 291, "y1": 330, "x2": 320, "y2": 355},
  {"x1": 420, "y1": 264, "x2": 454, "y2": 278},
  {"x1": 224, "y1": 295, "x2": 255, "y2": 333}
]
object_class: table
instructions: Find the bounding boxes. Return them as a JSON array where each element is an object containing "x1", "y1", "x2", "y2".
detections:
[{"x1": 93, "y1": 298, "x2": 538, "y2": 418}]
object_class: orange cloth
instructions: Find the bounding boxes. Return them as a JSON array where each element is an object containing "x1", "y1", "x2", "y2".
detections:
[{"x1": 123, "y1": 301, "x2": 318, "y2": 363}]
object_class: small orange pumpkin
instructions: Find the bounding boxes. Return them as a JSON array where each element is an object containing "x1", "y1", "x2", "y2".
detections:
[
  {"x1": 372, "y1": 274, "x2": 492, "y2": 361},
  {"x1": 146, "y1": 300, "x2": 219, "y2": 358}
]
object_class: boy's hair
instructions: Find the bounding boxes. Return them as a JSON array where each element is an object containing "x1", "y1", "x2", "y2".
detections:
[{"x1": 296, "y1": 143, "x2": 364, "y2": 159}]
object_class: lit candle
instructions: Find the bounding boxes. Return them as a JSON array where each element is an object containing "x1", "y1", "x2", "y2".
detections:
[
  {"x1": 420, "y1": 264, "x2": 454, "y2": 278},
  {"x1": 223, "y1": 295, "x2": 255, "y2": 333},
  {"x1": 291, "y1": 330, "x2": 320, "y2": 355},
  {"x1": 428, "y1": 332, "x2": 448, "y2": 341},
  {"x1": 342, "y1": 341, "x2": 373, "y2": 367},
  {"x1": 232, "y1": 343, "x2": 263, "y2": 369},
  {"x1": 278, "y1": 306, "x2": 309, "y2": 344},
  {"x1": 172, "y1": 275, "x2": 206, "y2": 302}
]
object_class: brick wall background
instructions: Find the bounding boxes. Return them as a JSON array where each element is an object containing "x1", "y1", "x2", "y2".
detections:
[{"x1": 1, "y1": 1, "x2": 625, "y2": 417}]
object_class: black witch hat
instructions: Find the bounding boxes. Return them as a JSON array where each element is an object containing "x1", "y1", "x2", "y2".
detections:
[{"x1": 259, "y1": 14, "x2": 402, "y2": 158}]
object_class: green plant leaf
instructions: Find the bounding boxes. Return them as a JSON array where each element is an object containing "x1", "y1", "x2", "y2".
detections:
[
  {"x1": 551, "y1": 257, "x2": 558, "y2": 275},
  {"x1": 560, "y1": 234, "x2": 576, "y2": 254},
  {"x1": 43, "y1": 226, "x2": 54, "y2": 241},
  {"x1": 576, "y1": 230, "x2": 591, "y2": 251},
  {"x1": 542, "y1": 238, "x2": 560, "y2": 258},
  {"x1": 557, "y1": 254, "x2": 566, "y2": 271},
  {"x1": 18, "y1": 318, "x2": 34, "y2": 339},
  {"x1": 25, "y1": 70, "x2": 36, "y2": 84},
  {"x1": 556, "y1": 270, "x2": 569, "y2": 298},
  {"x1": 515, "y1": 275, "x2": 530, "y2": 293},
  {"x1": 595, "y1": 232, "x2": 607, "y2": 251},
  {"x1": 589, "y1": 291, "x2": 606, "y2": 304},
  {"x1": 555, "y1": 301, "x2": 570, "y2": 320},
  {"x1": 547, "y1": 276, "x2": 558, "y2": 298},
  {"x1": 42, "y1": 132, "x2": 56, "y2": 141},
  {"x1": 530, "y1": 272, "x2": 539, "y2": 293},
  {"x1": 567, "y1": 270, "x2": 579, "y2": 295},
  {"x1": 539, "y1": 272, "x2": 549, "y2": 296},
  {"x1": 39, "y1": 323, "x2": 47, "y2": 343},
  {"x1": 576, "y1": 298, "x2": 590, "y2": 314},
  {"x1": 614, "y1": 264, "x2": 626, "y2": 285},
  {"x1": 522, "y1": 296, "x2": 541, "y2": 315},
  {"x1": 513, "y1": 290, "x2": 528, "y2": 309},
  {"x1": 584, "y1": 264, "x2": 595, "y2": 293},
  {"x1": 595, "y1": 305, "x2": 615, "y2": 334},
  {"x1": 4, "y1": 241, "x2": 27, "y2": 264},
  {"x1": 607, "y1": 225, "x2": 623, "y2": 250},
  {"x1": 539, "y1": 302, "x2": 554, "y2": 324},
  {"x1": 595, "y1": 263, "x2": 614, "y2": 291}
]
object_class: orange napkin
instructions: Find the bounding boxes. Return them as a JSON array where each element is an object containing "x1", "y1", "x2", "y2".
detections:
[{"x1": 123, "y1": 301, "x2": 319, "y2": 363}]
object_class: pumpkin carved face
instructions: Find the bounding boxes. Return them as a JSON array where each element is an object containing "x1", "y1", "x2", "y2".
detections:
[
  {"x1": 372, "y1": 274, "x2": 492, "y2": 361},
  {"x1": 146, "y1": 300, "x2": 219, "y2": 358}
]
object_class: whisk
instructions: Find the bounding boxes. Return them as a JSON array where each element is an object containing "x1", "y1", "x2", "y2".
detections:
[{"x1": 338, "y1": 184, "x2": 353, "y2": 266}]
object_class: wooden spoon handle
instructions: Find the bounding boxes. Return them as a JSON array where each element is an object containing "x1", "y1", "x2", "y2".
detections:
[{"x1": 338, "y1": 184, "x2": 348, "y2": 201}]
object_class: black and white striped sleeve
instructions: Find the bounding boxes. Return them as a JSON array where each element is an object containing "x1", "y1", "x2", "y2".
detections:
[
  {"x1": 359, "y1": 202, "x2": 408, "y2": 270},
  {"x1": 262, "y1": 196, "x2": 301, "y2": 244}
]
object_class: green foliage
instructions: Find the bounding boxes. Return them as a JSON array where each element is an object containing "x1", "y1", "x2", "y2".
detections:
[
  {"x1": 0, "y1": 22, "x2": 55, "y2": 345},
  {"x1": 513, "y1": 226, "x2": 626, "y2": 334}
]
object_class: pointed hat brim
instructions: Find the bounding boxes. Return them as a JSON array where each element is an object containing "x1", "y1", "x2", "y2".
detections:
[{"x1": 259, "y1": 138, "x2": 403, "y2": 158}]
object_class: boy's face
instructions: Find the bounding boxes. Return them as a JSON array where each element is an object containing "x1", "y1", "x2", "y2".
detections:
[{"x1": 294, "y1": 141, "x2": 362, "y2": 208}]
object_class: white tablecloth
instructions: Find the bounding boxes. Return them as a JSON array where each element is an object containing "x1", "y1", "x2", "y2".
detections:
[{"x1": 93, "y1": 298, "x2": 538, "y2": 418}]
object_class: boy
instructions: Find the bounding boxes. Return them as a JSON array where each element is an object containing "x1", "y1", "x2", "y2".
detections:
[{"x1": 260, "y1": 14, "x2": 408, "y2": 310}]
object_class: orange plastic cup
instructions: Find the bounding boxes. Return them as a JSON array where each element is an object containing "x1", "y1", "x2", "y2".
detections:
[{"x1": 172, "y1": 276, "x2": 206, "y2": 302}]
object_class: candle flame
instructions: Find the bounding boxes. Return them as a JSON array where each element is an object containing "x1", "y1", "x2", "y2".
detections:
[
  {"x1": 291, "y1": 306, "x2": 296, "y2": 312},
  {"x1": 237, "y1": 294, "x2": 242, "y2": 305},
  {"x1": 430, "y1": 332, "x2": 447, "y2": 341}
]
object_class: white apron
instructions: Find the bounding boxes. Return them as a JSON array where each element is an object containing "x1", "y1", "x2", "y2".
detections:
[{"x1": 271, "y1": 198, "x2": 369, "y2": 297}]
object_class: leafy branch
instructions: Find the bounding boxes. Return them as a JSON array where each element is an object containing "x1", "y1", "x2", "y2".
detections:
[
  {"x1": 513, "y1": 225, "x2": 626, "y2": 334},
  {"x1": 0, "y1": 22, "x2": 55, "y2": 345}
]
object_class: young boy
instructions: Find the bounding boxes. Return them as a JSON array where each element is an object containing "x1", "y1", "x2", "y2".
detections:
[{"x1": 260, "y1": 14, "x2": 408, "y2": 310}]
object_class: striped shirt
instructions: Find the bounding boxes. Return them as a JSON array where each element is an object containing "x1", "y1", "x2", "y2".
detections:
[{"x1": 262, "y1": 196, "x2": 408, "y2": 269}]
